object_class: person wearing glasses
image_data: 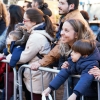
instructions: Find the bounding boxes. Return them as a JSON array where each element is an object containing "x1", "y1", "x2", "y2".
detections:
[{"x1": 7, "y1": 8, "x2": 55, "y2": 100}]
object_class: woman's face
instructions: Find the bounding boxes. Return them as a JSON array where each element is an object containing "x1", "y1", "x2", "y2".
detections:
[
  {"x1": 23, "y1": 12, "x2": 36, "y2": 30},
  {"x1": 60, "y1": 21, "x2": 77, "y2": 46}
]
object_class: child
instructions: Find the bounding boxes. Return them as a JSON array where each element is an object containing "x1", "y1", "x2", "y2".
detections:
[
  {"x1": 42, "y1": 39, "x2": 100, "y2": 100},
  {"x1": 1, "y1": 27, "x2": 29, "y2": 100},
  {"x1": 3, "y1": 27, "x2": 29, "y2": 68}
]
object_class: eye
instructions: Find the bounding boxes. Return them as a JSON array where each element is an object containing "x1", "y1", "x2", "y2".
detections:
[{"x1": 65, "y1": 29, "x2": 69, "y2": 32}]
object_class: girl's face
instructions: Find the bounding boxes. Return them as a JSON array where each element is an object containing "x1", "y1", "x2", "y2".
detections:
[
  {"x1": 71, "y1": 51, "x2": 81, "y2": 62},
  {"x1": 60, "y1": 21, "x2": 77, "y2": 46},
  {"x1": 23, "y1": 12, "x2": 36, "y2": 30},
  {"x1": 6, "y1": 34, "x2": 15, "y2": 44}
]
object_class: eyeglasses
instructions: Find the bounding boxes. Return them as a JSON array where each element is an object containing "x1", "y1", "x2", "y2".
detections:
[{"x1": 23, "y1": 19, "x2": 30, "y2": 23}]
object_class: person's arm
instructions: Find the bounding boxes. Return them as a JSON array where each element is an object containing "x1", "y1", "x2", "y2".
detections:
[
  {"x1": 73, "y1": 73, "x2": 94, "y2": 96},
  {"x1": 31, "y1": 43, "x2": 60, "y2": 70},
  {"x1": 49, "y1": 68, "x2": 70, "y2": 90},
  {"x1": 42, "y1": 68, "x2": 70, "y2": 96}
]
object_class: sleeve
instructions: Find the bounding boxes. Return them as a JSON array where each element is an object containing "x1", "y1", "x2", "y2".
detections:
[
  {"x1": 49, "y1": 68, "x2": 71, "y2": 90},
  {"x1": 9, "y1": 47, "x2": 24, "y2": 67},
  {"x1": 73, "y1": 73, "x2": 94, "y2": 95},
  {"x1": 19, "y1": 34, "x2": 44, "y2": 63},
  {"x1": 39, "y1": 43, "x2": 60, "y2": 67},
  {"x1": 73, "y1": 61, "x2": 99, "y2": 95}
]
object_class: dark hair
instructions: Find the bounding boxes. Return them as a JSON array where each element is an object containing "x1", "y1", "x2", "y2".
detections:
[
  {"x1": 26, "y1": 8, "x2": 54, "y2": 37},
  {"x1": 9, "y1": 30, "x2": 23, "y2": 40},
  {"x1": 72, "y1": 39, "x2": 96, "y2": 56},
  {"x1": 33, "y1": 0, "x2": 52, "y2": 16},
  {"x1": 67, "y1": 0, "x2": 79, "y2": 10},
  {"x1": 80, "y1": 10, "x2": 89, "y2": 21},
  {"x1": 7, "y1": 5, "x2": 24, "y2": 36},
  {"x1": 25, "y1": 1, "x2": 32, "y2": 8}
]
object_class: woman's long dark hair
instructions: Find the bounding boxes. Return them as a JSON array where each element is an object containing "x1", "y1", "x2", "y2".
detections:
[{"x1": 7, "y1": 5, "x2": 24, "y2": 36}]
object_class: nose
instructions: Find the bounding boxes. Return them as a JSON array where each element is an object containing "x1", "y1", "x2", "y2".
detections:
[
  {"x1": 71, "y1": 52, "x2": 73, "y2": 56},
  {"x1": 58, "y1": 3, "x2": 60, "y2": 9},
  {"x1": 60, "y1": 30, "x2": 64, "y2": 36}
]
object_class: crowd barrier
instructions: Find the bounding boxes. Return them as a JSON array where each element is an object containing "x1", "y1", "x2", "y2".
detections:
[
  {"x1": 18, "y1": 64, "x2": 100, "y2": 100},
  {"x1": 1, "y1": 60, "x2": 100, "y2": 100},
  {"x1": 1, "y1": 60, "x2": 18, "y2": 100}
]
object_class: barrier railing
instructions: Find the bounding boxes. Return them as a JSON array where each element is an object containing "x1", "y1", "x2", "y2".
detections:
[
  {"x1": 1, "y1": 61, "x2": 100, "y2": 100},
  {"x1": 18, "y1": 64, "x2": 100, "y2": 100},
  {"x1": 1, "y1": 60, "x2": 17, "y2": 100}
]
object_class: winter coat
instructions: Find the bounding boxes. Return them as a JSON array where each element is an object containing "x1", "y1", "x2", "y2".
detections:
[
  {"x1": 18, "y1": 23, "x2": 54, "y2": 93},
  {"x1": 49, "y1": 48, "x2": 100, "y2": 96},
  {"x1": 39, "y1": 9, "x2": 93, "y2": 67},
  {"x1": 3, "y1": 41, "x2": 25, "y2": 67}
]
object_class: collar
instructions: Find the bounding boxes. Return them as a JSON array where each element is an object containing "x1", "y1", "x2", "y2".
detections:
[
  {"x1": 61, "y1": 9, "x2": 80, "y2": 22},
  {"x1": 28, "y1": 22, "x2": 45, "y2": 33}
]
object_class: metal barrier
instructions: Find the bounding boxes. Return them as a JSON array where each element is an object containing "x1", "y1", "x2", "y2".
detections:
[
  {"x1": 1, "y1": 60, "x2": 18, "y2": 100},
  {"x1": 18, "y1": 64, "x2": 60, "y2": 100},
  {"x1": 0, "y1": 61, "x2": 100, "y2": 100},
  {"x1": 18, "y1": 64, "x2": 100, "y2": 100}
]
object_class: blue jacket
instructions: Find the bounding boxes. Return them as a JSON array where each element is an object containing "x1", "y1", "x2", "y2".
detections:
[
  {"x1": 49, "y1": 48, "x2": 100, "y2": 96},
  {"x1": 3, "y1": 41, "x2": 25, "y2": 67}
]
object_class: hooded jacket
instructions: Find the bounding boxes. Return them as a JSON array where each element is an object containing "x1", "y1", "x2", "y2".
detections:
[
  {"x1": 49, "y1": 48, "x2": 100, "y2": 96},
  {"x1": 3, "y1": 41, "x2": 25, "y2": 67},
  {"x1": 19, "y1": 22, "x2": 54, "y2": 93}
]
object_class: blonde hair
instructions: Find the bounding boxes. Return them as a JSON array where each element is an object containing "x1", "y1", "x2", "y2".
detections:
[
  {"x1": 0, "y1": 1, "x2": 9, "y2": 26},
  {"x1": 60, "y1": 19, "x2": 95, "y2": 56}
]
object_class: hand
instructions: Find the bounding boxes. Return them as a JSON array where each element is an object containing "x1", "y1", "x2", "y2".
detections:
[
  {"x1": 67, "y1": 93, "x2": 77, "y2": 100},
  {"x1": 0, "y1": 53, "x2": 4, "y2": 58},
  {"x1": 42, "y1": 87, "x2": 51, "y2": 96},
  {"x1": 61, "y1": 61, "x2": 69, "y2": 69},
  {"x1": 88, "y1": 66, "x2": 100, "y2": 80},
  {"x1": 31, "y1": 61, "x2": 41, "y2": 71},
  {"x1": 6, "y1": 54, "x2": 12, "y2": 62}
]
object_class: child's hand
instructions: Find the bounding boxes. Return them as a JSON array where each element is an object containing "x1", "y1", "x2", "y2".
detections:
[
  {"x1": 67, "y1": 93, "x2": 77, "y2": 100},
  {"x1": 6, "y1": 54, "x2": 12, "y2": 62},
  {"x1": 61, "y1": 61, "x2": 69, "y2": 69},
  {"x1": 42, "y1": 87, "x2": 51, "y2": 96},
  {"x1": 0, "y1": 53, "x2": 4, "y2": 58}
]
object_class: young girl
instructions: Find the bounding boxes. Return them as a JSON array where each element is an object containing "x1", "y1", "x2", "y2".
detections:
[
  {"x1": 0, "y1": 27, "x2": 29, "y2": 100},
  {"x1": 42, "y1": 39, "x2": 100, "y2": 100}
]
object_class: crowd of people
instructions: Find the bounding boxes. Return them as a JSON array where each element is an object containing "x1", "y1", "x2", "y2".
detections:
[{"x1": 0, "y1": 0, "x2": 100, "y2": 100}]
